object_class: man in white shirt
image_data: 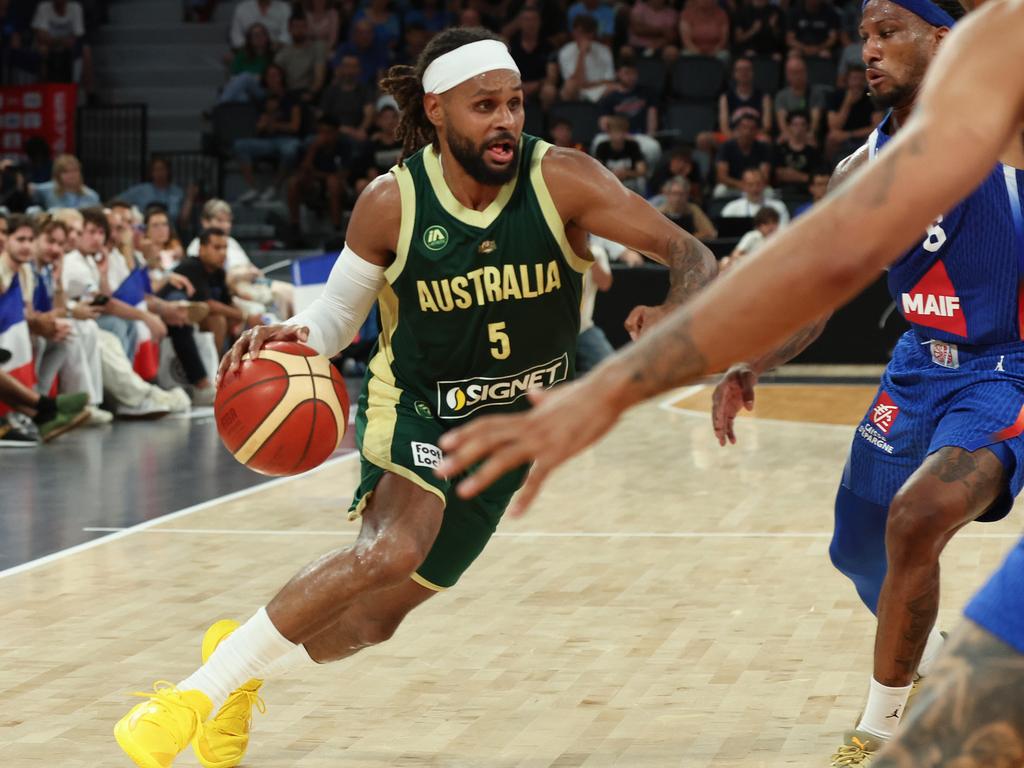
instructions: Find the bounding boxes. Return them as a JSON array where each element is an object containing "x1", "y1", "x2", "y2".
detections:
[
  {"x1": 31, "y1": 0, "x2": 92, "y2": 90},
  {"x1": 558, "y1": 14, "x2": 616, "y2": 102},
  {"x1": 721, "y1": 168, "x2": 790, "y2": 225},
  {"x1": 230, "y1": 0, "x2": 292, "y2": 49}
]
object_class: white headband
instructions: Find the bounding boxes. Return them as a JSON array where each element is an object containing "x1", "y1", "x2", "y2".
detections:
[{"x1": 422, "y1": 39, "x2": 520, "y2": 95}]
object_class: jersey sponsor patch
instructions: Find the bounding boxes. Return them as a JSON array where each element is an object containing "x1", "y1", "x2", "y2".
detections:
[
  {"x1": 899, "y1": 260, "x2": 966, "y2": 337},
  {"x1": 436, "y1": 354, "x2": 569, "y2": 420},
  {"x1": 928, "y1": 340, "x2": 959, "y2": 369},
  {"x1": 870, "y1": 391, "x2": 899, "y2": 435},
  {"x1": 411, "y1": 441, "x2": 443, "y2": 469}
]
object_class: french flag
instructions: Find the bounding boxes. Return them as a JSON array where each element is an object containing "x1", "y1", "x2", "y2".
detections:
[
  {"x1": 0, "y1": 272, "x2": 37, "y2": 415},
  {"x1": 113, "y1": 265, "x2": 159, "y2": 381}
]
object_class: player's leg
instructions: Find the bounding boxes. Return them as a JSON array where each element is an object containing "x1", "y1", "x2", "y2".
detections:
[{"x1": 114, "y1": 473, "x2": 443, "y2": 768}]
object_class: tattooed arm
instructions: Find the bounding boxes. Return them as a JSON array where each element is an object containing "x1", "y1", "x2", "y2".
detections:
[
  {"x1": 541, "y1": 146, "x2": 718, "y2": 328},
  {"x1": 436, "y1": 0, "x2": 1024, "y2": 509},
  {"x1": 873, "y1": 620, "x2": 1024, "y2": 768}
]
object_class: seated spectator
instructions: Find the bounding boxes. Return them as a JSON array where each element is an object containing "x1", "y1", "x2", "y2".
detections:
[
  {"x1": 353, "y1": 0, "x2": 400, "y2": 51},
  {"x1": 594, "y1": 116, "x2": 648, "y2": 194},
  {"x1": 548, "y1": 118, "x2": 585, "y2": 152},
  {"x1": 793, "y1": 168, "x2": 831, "y2": 217},
  {"x1": 219, "y1": 22, "x2": 273, "y2": 104},
  {"x1": 826, "y1": 66, "x2": 880, "y2": 160},
  {"x1": 230, "y1": 0, "x2": 291, "y2": 50},
  {"x1": 558, "y1": 14, "x2": 616, "y2": 103},
  {"x1": 186, "y1": 199, "x2": 294, "y2": 320},
  {"x1": 0, "y1": 367, "x2": 89, "y2": 442},
  {"x1": 31, "y1": 0, "x2": 93, "y2": 95},
  {"x1": 576, "y1": 241, "x2": 614, "y2": 374},
  {"x1": 509, "y1": 7, "x2": 558, "y2": 111},
  {"x1": 396, "y1": 22, "x2": 430, "y2": 66},
  {"x1": 732, "y1": 0, "x2": 784, "y2": 61},
  {"x1": 721, "y1": 168, "x2": 790, "y2": 223},
  {"x1": 320, "y1": 55, "x2": 375, "y2": 149},
  {"x1": 350, "y1": 102, "x2": 403, "y2": 196},
  {"x1": 139, "y1": 207, "x2": 189, "y2": 294},
  {"x1": 657, "y1": 177, "x2": 716, "y2": 240},
  {"x1": 274, "y1": 11, "x2": 326, "y2": 98},
  {"x1": 773, "y1": 111, "x2": 821, "y2": 196},
  {"x1": 162, "y1": 228, "x2": 256, "y2": 405},
  {"x1": 719, "y1": 57, "x2": 772, "y2": 138},
  {"x1": 405, "y1": 0, "x2": 451, "y2": 33},
  {"x1": 837, "y1": 0, "x2": 863, "y2": 79},
  {"x1": 567, "y1": 0, "x2": 615, "y2": 43},
  {"x1": 713, "y1": 115, "x2": 772, "y2": 198},
  {"x1": 775, "y1": 55, "x2": 827, "y2": 144},
  {"x1": 649, "y1": 145, "x2": 706, "y2": 206},
  {"x1": 679, "y1": 0, "x2": 729, "y2": 60},
  {"x1": 628, "y1": 0, "x2": 679, "y2": 57},
  {"x1": 304, "y1": 0, "x2": 339, "y2": 53},
  {"x1": 786, "y1": 0, "x2": 840, "y2": 60},
  {"x1": 598, "y1": 59, "x2": 657, "y2": 136},
  {"x1": 234, "y1": 64, "x2": 304, "y2": 204},
  {"x1": 331, "y1": 19, "x2": 392, "y2": 87},
  {"x1": 27, "y1": 214, "x2": 110, "y2": 424},
  {"x1": 117, "y1": 157, "x2": 197, "y2": 233},
  {"x1": 729, "y1": 205, "x2": 781, "y2": 261},
  {"x1": 287, "y1": 115, "x2": 349, "y2": 238},
  {"x1": 31, "y1": 154, "x2": 100, "y2": 210}
]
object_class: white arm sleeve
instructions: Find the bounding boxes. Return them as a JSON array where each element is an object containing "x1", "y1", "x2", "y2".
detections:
[{"x1": 287, "y1": 245, "x2": 387, "y2": 358}]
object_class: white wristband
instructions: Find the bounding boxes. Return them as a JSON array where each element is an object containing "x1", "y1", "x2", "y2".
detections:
[{"x1": 287, "y1": 245, "x2": 386, "y2": 358}]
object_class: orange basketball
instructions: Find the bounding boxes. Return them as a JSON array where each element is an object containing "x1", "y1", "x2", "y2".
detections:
[{"x1": 214, "y1": 341, "x2": 350, "y2": 476}]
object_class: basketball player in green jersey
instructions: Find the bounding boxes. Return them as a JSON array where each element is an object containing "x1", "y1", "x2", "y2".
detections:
[{"x1": 113, "y1": 27, "x2": 716, "y2": 768}]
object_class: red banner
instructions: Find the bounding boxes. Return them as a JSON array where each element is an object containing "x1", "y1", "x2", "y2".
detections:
[{"x1": 0, "y1": 83, "x2": 77, "y2": 158}]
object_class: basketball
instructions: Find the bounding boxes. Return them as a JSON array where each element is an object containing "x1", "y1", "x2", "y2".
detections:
[{"x1": 214, "y1": 341, "x2": 350, "y2": 477}]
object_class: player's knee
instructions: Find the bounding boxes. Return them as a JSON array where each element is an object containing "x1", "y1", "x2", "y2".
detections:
[
  {"x1": 363, "y1": 534, "x2": 430, "y2": 586},
  {"x1": 358, "y1": 613, "x2": 405, "y2": 647},
  {"x1": 886, "y1": 488, "x2": 959, "y2": 563}
]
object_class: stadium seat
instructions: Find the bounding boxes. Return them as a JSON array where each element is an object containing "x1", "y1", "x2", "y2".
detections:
[
  {"x1": 751, "y1": 56, "x2": 781, "y2": 95},
  {"x1": 669, "y1": 56, "x2": 726, "y2": 102},
  {"x1": 635, "y1": 57, "x2": 668, "y2": 100},
  {"x1": 663, "y1": 103, "x2": 716, "y2": 143},
  {"x1": 548, "y1": 101, "x2": 603, "y2": 148}
]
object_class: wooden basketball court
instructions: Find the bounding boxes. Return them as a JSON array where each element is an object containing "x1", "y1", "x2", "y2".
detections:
[{"x1": 3, "y1": 379, "x2": 1020, "y2": 767}]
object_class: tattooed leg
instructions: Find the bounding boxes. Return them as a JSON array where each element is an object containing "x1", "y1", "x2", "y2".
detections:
[
  {"x1": 875, "y1": 447, "x2": 1005, "y2": 686},
  {"x1": 873, "y1": 621, "x2": 1024, "y2": 768}
]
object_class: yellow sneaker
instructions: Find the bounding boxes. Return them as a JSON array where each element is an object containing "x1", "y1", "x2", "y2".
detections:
[
  {"x1": 114, "y1": 682, "x2": 213, "y2": 768},
  {"x1": 191, "y1": 620, "x2": 265, "y2": 768},
  {"x1": 830, "y1": 729, "x2": 884, "y2": 766}
]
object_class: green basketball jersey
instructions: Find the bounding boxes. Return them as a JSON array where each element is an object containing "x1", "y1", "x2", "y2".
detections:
[{"x1": 368, "y1": 134, "x2": 589, "y2": 423}]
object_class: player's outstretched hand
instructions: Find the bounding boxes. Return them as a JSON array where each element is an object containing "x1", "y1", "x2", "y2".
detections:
[
  {"x1": 217, "y1": 324, "x2": 310, "y2": 384},
  {"x1": 711, "y1": 363, "x2": 757, "y2": 446},
  {"x1": 624, "y1": 303, "x2": 671, "y2": 341},
  {"x1": 436, "y1": 378, "x2": 623, "y2": 517}
]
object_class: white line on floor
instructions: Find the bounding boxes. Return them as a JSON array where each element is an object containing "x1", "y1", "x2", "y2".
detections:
[
  {"x1": 0, "y1": 452, "x2": 359, "y2": 580},
  {"x1": 77, "y1": 527, "x2": 1022, "y2": 541}
]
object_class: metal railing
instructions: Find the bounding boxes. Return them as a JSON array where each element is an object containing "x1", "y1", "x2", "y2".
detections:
[{"x1": 76, "y1": 103, "x2": 147, "y2": 200}]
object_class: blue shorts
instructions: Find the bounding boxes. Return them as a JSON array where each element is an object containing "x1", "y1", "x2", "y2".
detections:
[
  {"x1": 964, "y1": 537, "x2": 1024, "y2": 653},
  {"x1": 842, "y1": 332, "x2": 1024, "y2": 522}
]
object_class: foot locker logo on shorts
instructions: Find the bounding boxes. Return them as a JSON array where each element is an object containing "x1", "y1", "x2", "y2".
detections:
[
  {"x1": 870, "y1": 391, "x2": 899, "y2": 434},
  {"x1": 411, "y1": 441, "x2": 443, "y2": 469}
]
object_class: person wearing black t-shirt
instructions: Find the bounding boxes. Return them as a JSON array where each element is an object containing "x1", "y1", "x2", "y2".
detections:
[
  {"x1": 773, "y1": 111, "x2": 821, "y2": 196},
  {"x1": 714, "y1": 114, "x2": 772, "y2": 197},
  {"x1": 160, "y1": 228, "x2": 256, "y2": 405},
  {"x1": 733, "y1": 0, "x2": 784, "y2": 60},
  {"x1": 786, "y1": 0, "x2": 840, "y2": 59},
  {"x1": 508, "y1": 6, "x2": 558, "y2": 110},
  {"x1": 826, "y1": 66, "x2": 880, "y2": 160},
  {"x1": 718, "y1": 57, "x2": 773, "y2": 137},
  {"x1": 598, "y1": 60, "x2": 657, "y2": 135},
  {"x1": 594, "y1": 115, "x2": 648, "y2": 194}
]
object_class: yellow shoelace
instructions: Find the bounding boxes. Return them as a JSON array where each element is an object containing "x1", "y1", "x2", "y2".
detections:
[{"x1": 127, "y1": 681, "x2": 193, "y2": 750}]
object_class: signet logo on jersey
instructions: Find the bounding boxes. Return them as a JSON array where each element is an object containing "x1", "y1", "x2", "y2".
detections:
[
  {"x1": 899, "y1": 260, "x2": 966, "y2": 337},
  {"x1": 870, "y1": 391, "x2": 899, "y2": 435},
  {"x1": 437, "y1": 354, "x2": 569, "y2": 420},
  {"x1": 423, "y1": 225, "x2": 449, "y2": 251}
]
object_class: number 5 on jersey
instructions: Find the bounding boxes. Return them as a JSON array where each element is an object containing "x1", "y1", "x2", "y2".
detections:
[{"x1": 488, "y1": 321, "x2": 511, "y2": 360}]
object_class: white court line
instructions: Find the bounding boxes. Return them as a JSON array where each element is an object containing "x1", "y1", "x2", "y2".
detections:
[
  {"x1": 0, "y1": 452, "x2": 359, "y2": 581},
  {"x1": 78, "y1": 527, "x2": 1023, "y2": 541}
]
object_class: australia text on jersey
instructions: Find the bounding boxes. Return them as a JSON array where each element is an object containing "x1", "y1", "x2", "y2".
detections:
[{"x1": 416, "y1": 260, "x2": 562, "y2": 312}]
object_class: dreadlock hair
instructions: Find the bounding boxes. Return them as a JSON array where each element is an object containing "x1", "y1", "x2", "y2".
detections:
[{"x1": 380, "y1": 26, "x2": 504, "y2": 164}]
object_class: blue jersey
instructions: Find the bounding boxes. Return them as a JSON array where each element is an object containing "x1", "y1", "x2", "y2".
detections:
[{"x1": 869, "y1": 112, "x2": 1024, "y2": 347}]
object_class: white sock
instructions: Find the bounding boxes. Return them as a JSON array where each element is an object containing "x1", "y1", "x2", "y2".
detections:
[
  {"x1": 915, "y1": 628, "x2": 946, "y2": 678},
  {"x1": 258, "y1": 642, "x2": 320, "y2": 678},
  {"x1": 857, "y1": 677, "x2": 913, "y2": 739},
  {"x1": 179, "y1": 607, "x2": 296, "y2": 711}
]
